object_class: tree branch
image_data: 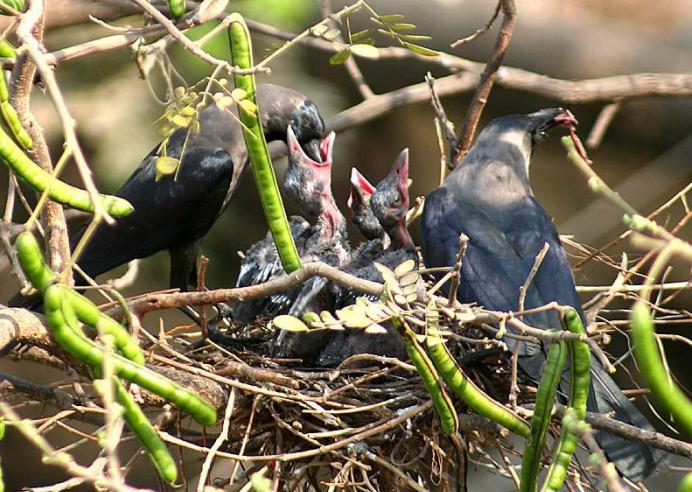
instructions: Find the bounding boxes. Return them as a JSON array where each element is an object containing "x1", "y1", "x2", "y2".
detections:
[{"x1": 453, "y1": 0, "x2": 516, "y2": 166}]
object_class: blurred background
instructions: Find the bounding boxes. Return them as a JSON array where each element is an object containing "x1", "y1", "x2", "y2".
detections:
[{"x1": 0, "y1": 0, "x2": 690, "y2": 489}]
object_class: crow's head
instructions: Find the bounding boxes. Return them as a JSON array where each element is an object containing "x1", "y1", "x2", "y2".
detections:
[
  {"x1": 283, "y1": 126, "x2": 336, "y2": 222},
  {"x1": 469, "y1": 108, "x2": 577, "y2": 176},
  {"x1": 348, "y1": 168, "x2": 384, "y2": 241},
  {"x1": 256, "y1": 84, "x2": 327, "y2": 162},
  {"x1": 371, "y1": 149, "x2": 413, "y2": 249}
]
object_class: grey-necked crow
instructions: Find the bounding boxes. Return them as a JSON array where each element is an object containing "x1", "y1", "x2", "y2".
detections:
[{"x1": 421, "y1": 108, "x2": 666, "y2": 481}]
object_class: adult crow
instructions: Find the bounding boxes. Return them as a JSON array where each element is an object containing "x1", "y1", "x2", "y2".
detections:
[
  {"x1": 9, "y1": 84, "x2": 327, "y2": 310},
  {"x1": 421, "y1": 109, "x2": 666, "y2": 481}
]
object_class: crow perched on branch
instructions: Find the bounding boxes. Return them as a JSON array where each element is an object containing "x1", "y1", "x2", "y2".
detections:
[
  {"x1": 421, "y1": 108, "x2": 667, "y2": 481},
  {"x1": 9, "y1": 84, "x2": 326, "y2": 310}
]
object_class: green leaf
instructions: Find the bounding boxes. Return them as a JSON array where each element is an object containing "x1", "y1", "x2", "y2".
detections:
[
  {"x1": 379, "y1": 30, "x2": 432, "y2": 42},
  {"x1": 350, "y1": 44, "x2": 379, "y2": 59},
  {"x1": 402, "y1": 42, "x2": 439, "y2": 57},
  {"x1": 231, "y1": 88, "x2": 247, "y2": 101},
  {"x1": 388, "y1": 23, "x2": 416, "y2": 31},
  {"x1": 155, "y1": 156, "x2": 179, "y2": 179},
  {"x1": 180, "y1": 106, "x2": 196, "y2": 117},
  {"x1": 323, "y1": 29, "x2": 341, "y2": 41},
  {"x1": 399, "y1": 272, "x2": 418, "y2": 287},
  {"x1": 238, "y1": 99, "x2": 257, "y2": 116},
  {"x1": 171, "y1": 114, "x2": 191, "y2": 128},
  {"x1": 350, "y1": 28, "x2": 372, "y2": 43},
  {"x1": 336, "y1": 304, "x2": 371, "y2": 329},
  {"x1": 329, "y1": 47, "x2": 351, "y2": 65},
  {"x1": 374, "y1": 14, "x2": 405, "y2": 23},
  {"x1": 217, "y1": 96, "x2": 235, "y2": 108},
  {"x1": 272, "y1": 315, "x2": 309, "y2": 332},
  {"x1": 310, "y1": 24, "x2": 328, "y2": 36},
  {"x1": 395, "y1": 259, "x2": 416, "y2": 277},
  {"x1": 365, "y1": 323, "x2": 387, "y2": 335}
]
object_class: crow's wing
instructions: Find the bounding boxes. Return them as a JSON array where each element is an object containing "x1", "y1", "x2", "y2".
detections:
[
  {"x1": 76, "y1": 147, "x2": 234, "y2": 281},
  {"x1": 422, "y1": 187, "x2": 583, "y2": 378}
]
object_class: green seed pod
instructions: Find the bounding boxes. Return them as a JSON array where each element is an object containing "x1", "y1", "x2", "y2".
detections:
[
  {"x1": 425, "y1": 304, "x2": 530, "y2": 437},
  {"x1": 393, "y1": 317, "x2": 458, "y2": 434},
  {"x1": 0, "y1": 127, "x2": 133, "y2": 216},
  {"x1": 521, "y1": 340, "x2": 568, "y2": 492},
  {"x1": 541, "y1": 309, "x2": 591, "y2": 491},
  {"x1": 168, "y1": 0, "x2": 185, "y2": 19},
  {"x1": 15, "y1": 231, "x2": 57, "y2": 293},
  {"x1": 631, "y1": 302, "x2": 692, "y2": 437},
  {"x1": 0, "y1": 40, "x2": 16, "y2": 59},
  {"x1": 43, "y1": 284, "x2": 217, "y2": 426},
  {"x1": 228, "y1": 14, "x2": 302, "y2": 273}
]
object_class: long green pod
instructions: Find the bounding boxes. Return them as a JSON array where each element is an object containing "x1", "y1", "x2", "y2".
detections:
[
  {"x1": 541, "y1": 309, "x2": 591, "y2": 492},
  {"x1": 43, "y1": 284, "x2": 217, "y2": 426},
  {"x1": 228, "y1": 14, "x2": 302, "y2": 273},
  {"x1": 167, "y1": 0, "x2": 185, "y2": 19},
  {"x1": 0, "y1": 0, "x2": 24, "y2": 14},
  {"x1": 520, "y1": 340, "x2": 567, "y2": 492},
  {"x1": 69, "y1": 292, "x2": 144, "y2": 365},
  {"x1": 15, "y1": 231, "x2": 57, "y2": 293},
  {"x1": 0, "y1": 73, "x2": 32, "y2": 149},
  {"x1": 678, "y1": 472, "x2": 692, "y2": 492},
  {"x1": 0, "y1": 131, "x2": 133, "y2": 216},
  {"x1": 0, "y1": 40, "x2": 15, "y2": 59},
  {"x1": 93, "y1": 378, "x2": 178, "y2": 483},
  {"x1": 16, "y1": 231, "x2": 145, "y2": 364},
  {"x1": 425, "y1": 305, "x2": 530, "y2": 437},
  {"x1": 631, "y1": 302, "x2": 692, "y2": 437},
  {"x1": 392, "y1": 317, "x2": 458, "y2": 434}
]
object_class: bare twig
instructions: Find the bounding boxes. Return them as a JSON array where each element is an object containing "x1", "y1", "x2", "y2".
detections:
[
  {"x1": 586, "y1": 101, "x2": 622, "y2": 149},
  {"x1": 450, "y1": 1, "x2": 501, "y2": 48},
  {"x1": 452, "y1": 0, "x2": 516, "y2": 166},
  {"x1": 10, "y1": 0, "x2": 71, "y2": 274},
  {"x1": 197, "y1": 388, "x2": 236, "y2": 492},
  {"x1": 426, "y1": 72, "x2": 458, "y2": 163},
  {"x1": 320, "y1": 0, "x2": 374, "y2": 99}
]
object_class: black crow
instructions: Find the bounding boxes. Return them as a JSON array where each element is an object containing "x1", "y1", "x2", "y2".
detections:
[
  {"x1": 233, "y1": 127, "x2": 349, "y2": 326},
  {"x1": 421, "y1": 108, "x2": 666, "y2": 481},
  {"x1": 315, "y1": 149, "x2": 414, "y2": 366},
  {"x1": 348, "y1": 167, "x2": 385, "y2": 241},
  {"x1": 9, "y1": 84, "x2": 326, "y2": 310}
]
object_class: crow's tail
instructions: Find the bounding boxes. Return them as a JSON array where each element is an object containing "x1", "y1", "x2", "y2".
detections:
[{"x1": 587, "y1": 362, "x2": 669, "y2": 482}]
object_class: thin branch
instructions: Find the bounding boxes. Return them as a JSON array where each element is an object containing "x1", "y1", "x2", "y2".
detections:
[
  {"x1": 10, "y1": 0, "x2": 71, "y2": 274},
  {"x1": 450, "y1": 1, "x2": 501, "y2": 48},
  {"x1": 586, "y1": 100, "x2": 622, "y2": 149},
  {"x1": 426, "y1": 72, "x2": 457, "y2": 169},
  {"x1": 320, "y1": 0, "x2": 374, "y2": 99},
  {"x1": 452, "y1": 0, "x2": 516, "y2": 166}
]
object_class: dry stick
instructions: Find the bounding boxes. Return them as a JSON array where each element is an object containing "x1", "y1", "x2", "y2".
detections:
[
  {"x1": 160, "y1": 401, "x2": 433, "y2": 463},
  {"x1": 451, "y1": 0, "x2": 501, "y2": 47},
  {"x1": 197, "y1": 388, "x2": 236, "y2": 492},
  {"x1": 320, "y1": 0, "x2": 374, "y2": 99},
  {"x1": 452, "y1": 0, "x2": 516, "y2": 166},
  {"x1": 128, "y1": 0, "x2": 253, "y2": 75},
  {"x1": 426, "y1": 71, "x2": 458, "y2": 168},
  {"x1": 0, "y1": 403, "x2": 154, "y2": 492},
  {"x1": 510, "y1": 242, "x2": 551, "y2": 406},
  {"x1": 10, "y1": 0, "x2": 71, "y2": 275},
  {"x1": 447, "y1": 234, "x2": 469, "y2": 307},
  {"x1": 586, "y1": 101, "x2": 622, "y2": 149}
]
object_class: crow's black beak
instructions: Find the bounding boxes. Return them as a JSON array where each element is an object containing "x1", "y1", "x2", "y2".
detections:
[{"x1": 530, "y1": 108, "x2": 578, "y2": 140}]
